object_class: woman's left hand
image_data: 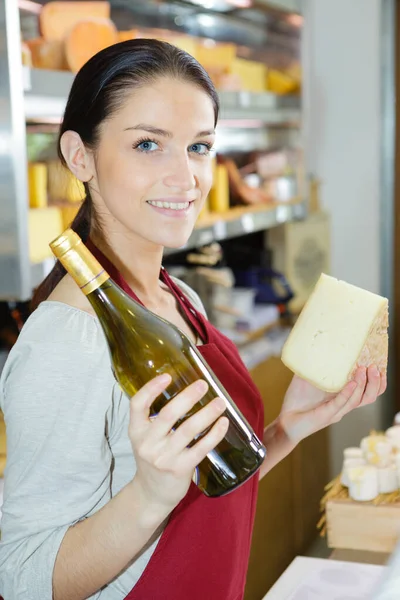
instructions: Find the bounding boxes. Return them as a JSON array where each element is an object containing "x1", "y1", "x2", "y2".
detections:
[{"x1": 279, "y1": 366, "x2": 387, "y2": 443}]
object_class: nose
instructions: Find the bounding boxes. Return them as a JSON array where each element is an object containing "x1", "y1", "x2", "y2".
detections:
[{"x1": 163, "y1": 153, "x2": 197, "y2": 192}]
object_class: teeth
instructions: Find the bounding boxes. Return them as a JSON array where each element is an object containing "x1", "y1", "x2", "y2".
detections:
[{"x1": 148, "y1": 201, "x2": 190, "y2": 210}]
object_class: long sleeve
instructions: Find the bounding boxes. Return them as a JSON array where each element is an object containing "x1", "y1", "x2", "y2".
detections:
[{"x1": 0, "y1": 304, "x2": 117, "y2": 600}]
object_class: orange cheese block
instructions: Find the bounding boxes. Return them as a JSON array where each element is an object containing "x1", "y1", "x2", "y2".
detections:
[
  {"x1": 26, "y1": 38, "x2": 68, "y2": 70},
  {"x1": 65, "y1": 17, "x2": 118, "y2": 72},
  {"x1": 118, "y1": 30, "x2": 139, "y2": 42},
  {"x1": 40, "y1": 1, "x2": 110, "y2": 41}
]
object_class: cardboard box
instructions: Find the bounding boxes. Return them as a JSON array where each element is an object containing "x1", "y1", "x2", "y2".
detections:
[{"x1": 267, "y1": 210, "x2": 331, "y2": 313}]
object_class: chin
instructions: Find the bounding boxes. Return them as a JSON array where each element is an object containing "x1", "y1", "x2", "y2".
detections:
[{"x1": 158, "y1": 230, "x2": 194, "y2": 251}]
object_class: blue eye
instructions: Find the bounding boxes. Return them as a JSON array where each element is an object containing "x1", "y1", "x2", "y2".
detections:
[
  {"x1": 189, "y1": 143, "x2": 212, "y2": 155},
  {"x1": 136, "y1": 140, "x2": 159, "y2": 152}
]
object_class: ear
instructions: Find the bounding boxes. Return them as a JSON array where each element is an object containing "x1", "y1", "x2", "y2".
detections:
[{"x1": 59, "y1": 130, "x2": 94, "y2": 183}]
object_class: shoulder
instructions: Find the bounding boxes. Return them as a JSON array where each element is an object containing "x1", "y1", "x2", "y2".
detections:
[
  {"x1": 169, "y1": 276, "x2": 208, "y2": 319},
  {"x1": 13, "y1": 300, "x2": 102, "y2": 348},
  {"x1": 0, "y1": 301, "x2": 108, "y2": 401}
]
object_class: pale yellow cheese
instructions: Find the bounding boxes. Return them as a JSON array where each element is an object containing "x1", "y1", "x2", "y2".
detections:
[
  {"x1": 0, "y1": 455, "x2": 6, "y2": 478},
  {"x1": 229, "y1": 58, "x2": 267, "y2": 93},
  {"x1": 281, "y1": 273, "x2": 388, "y2": 392},
  {"x1": 29, "y1": 207, "x2": 63, "y2": 263}
]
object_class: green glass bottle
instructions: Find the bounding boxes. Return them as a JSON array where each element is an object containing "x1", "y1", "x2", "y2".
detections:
[{"x1": 50, "y1": 229, "x2": 266, "y2": 497}]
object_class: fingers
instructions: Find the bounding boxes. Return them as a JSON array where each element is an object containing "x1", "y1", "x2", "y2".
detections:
[
  {"x1": 379, "y1": 371, "x2": 388, "y2": 396},
  {"x1": 314, "y1": 365, "x2": 383, "y2": 428},
  {"x1": 358, "y1": 366, "x2": 381, "y2": 406},
  {"x1": 177, "y1": 416, "x2": 230, "y2": 473},
  {"x1": 312, "y1": 379, "x2": 357, "y2": 426},
  {"x1": 129, "y1": 374, "x2": 172, "y2": 436},
  {"x1": 168, "y1": 396, "x2": 227, "y2": 454},
  {"x1": 153, "y1": 380, "x2": 210, "y2": 437}
]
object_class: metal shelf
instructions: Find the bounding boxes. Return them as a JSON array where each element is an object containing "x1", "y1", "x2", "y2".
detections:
[
  {"x1": 23, "y1": 67, "x2": 301, "y2": 127},
  {"x1": 218, "y1": 90, "x2": 300, "y2": 126},
  {"x1": 164, "y1": 199, "x2": 307, "y2": 255}
]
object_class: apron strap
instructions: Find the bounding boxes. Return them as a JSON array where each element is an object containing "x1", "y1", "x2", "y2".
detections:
[
  {"x1": 85, "y1": 240, "x2": 207, "y2": 343},
  {"x1": 160, "y1": 267, "x2": 208, "y2": 344}
]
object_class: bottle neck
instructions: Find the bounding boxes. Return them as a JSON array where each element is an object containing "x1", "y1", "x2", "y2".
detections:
[{"x1": 57, "y1": 241, "x2": 110, "y2": 295}]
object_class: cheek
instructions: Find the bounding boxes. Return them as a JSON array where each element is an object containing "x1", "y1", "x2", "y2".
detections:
[
  {"x1": 97, "y1": 151, "x2": 155, "y2": 200},
  {"x1": 197, "y1": 161, "x2": 213, "y2": 196}
]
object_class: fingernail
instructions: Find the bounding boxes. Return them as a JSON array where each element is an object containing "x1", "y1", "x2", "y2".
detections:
[
  {"x1": 157, "y1": 373, "x2": 171, "y2": 385},
  {"x1": 214, "y1": 397, "x2": 226, "y2": 410},
  {"x1": 196, "y1": 380, "x2": 208, "y2": 393}
]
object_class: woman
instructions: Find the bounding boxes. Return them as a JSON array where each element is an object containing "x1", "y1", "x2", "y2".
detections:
[{"x1": 0, "y1": 39, "x2": 385, "y2": 600}]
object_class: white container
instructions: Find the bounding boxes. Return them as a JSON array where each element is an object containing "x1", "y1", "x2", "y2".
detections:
[
  {"x1": 361, "y1": 435, "x2": 388, "y2": 458},
  {"x1": 386, "y1": 426, "x2": 400, "y2": 451},
  {"x1": 348, "y1": 465, "x2": 379, "y2": 502},
  {"x1": 341, "y1": 457, "x2": 366, "y2": 487},
  {"x1": 366, "y1": 440, "x2": 393, "y2": 468},
  {"x1": 378, "y1": 465, "x2": 398, "y2": 494},
  {"x1": 343, "y1": 447, "x2": 364, "y2": 460}
]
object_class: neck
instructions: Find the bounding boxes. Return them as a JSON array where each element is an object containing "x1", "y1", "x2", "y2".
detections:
[{"x1": 90, "y1": 228, "x2": 164, "y2": 299}]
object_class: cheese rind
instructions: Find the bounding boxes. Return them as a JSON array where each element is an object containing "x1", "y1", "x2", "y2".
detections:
[{"x1": 281, "y1": 273, "x2": 389, "y2": 393}]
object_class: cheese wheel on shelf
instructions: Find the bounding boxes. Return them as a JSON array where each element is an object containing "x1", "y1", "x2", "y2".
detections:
[
  {"x1": 26, "y1": 39, "x2": 67, "y2": 70},
  {"x1": 40, "y1": 1, "x2": 111, "y2": 41},
  {"x1": 281, "y1": 273, "x2": 389, "y2": 393},
  {"x1": 65, "y1": 18, "x2": 118, "y2": 73}
]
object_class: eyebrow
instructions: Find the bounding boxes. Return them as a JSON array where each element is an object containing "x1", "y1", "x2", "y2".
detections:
[{"x1": 124, "y1": 124, "x2": 215, "y2": 137}]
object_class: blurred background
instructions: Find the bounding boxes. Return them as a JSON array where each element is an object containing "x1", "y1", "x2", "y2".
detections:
[{"x1": 0, "y1": 0, "x2": 398, "y2": 597}]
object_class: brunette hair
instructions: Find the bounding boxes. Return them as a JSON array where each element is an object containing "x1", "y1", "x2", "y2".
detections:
[{"x1": 31, "y1": 38, "x2": 219, "y2": 311}]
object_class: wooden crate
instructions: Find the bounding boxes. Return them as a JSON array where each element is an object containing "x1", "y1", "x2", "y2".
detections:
[{"x1": 326, "y1": 498, "x2": 400, "y2": 553}]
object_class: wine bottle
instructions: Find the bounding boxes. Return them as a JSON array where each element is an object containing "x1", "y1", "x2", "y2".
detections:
[{"x1": 50, "y1": 230, "x2": 266, "y2": 497}]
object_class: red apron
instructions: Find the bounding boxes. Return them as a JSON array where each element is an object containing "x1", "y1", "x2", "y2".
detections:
[{"x1": 88, "y1": 244, "x2": 265, "y2": 600}]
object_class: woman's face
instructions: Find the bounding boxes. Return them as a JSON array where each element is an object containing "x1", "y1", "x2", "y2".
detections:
[{"x1": 90, "y1": 77, "x2": 216, "y2": 249}]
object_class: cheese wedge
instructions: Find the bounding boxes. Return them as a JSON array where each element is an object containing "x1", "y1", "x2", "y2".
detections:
[{"x1": 281, "y1": 273, "x2": 388, "y2": 392}]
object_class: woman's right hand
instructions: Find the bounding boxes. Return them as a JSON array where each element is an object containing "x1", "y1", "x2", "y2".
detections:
[{"x1": 128, "y1": 374, "x2": 229, "y2": 514}]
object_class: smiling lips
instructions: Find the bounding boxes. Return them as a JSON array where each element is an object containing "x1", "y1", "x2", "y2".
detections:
[
  {"x1": 146, "y1": 198, "x2": 195, "y2": 216},
  {"x1": 148, "y1": 200, "x2": 191, "y2": 210}
]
